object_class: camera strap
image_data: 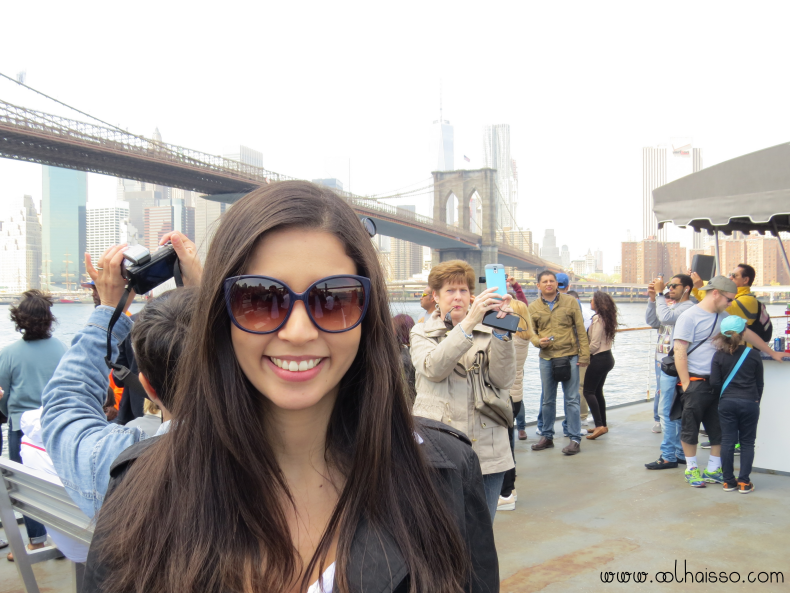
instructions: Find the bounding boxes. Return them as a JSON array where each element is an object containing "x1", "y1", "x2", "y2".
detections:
[{"x1": 104, "y1": 259, "x2": 183, "y2": 378}]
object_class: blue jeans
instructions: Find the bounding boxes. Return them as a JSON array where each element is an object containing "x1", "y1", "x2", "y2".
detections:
[
  {"x1": 482, "y1": 471, "x2": 505, "y2": 523},
  {"x1": 719, "y1": 398, "x2": 759, "y2": 484},
  {"x1": 653, "y1": 361, "x2": 661, "y2": 422},
  {"x1": 657, "y1": 370, "x2": 684, "y2": 462},
  {"x1": 8, "y1": 428, "x2": 48, "y2": 544},
  {"x1": 536, "y1": 388, "x2": 544, "y2": 432},
  {"x1": 516, "y1": 399, "x2": 527, "y2": 431},
  {"x1": 539, "y1": 356, "x2": 581, "y2": 442}
]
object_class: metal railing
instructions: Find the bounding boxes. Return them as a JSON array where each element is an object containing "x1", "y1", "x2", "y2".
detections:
[{"x1": 0, "y1": 99, "x2": 295, "y2": 184}]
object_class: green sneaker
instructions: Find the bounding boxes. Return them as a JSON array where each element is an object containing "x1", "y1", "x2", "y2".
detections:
[
  {"x1": 735, "y1": 443, "x2": 741, "y2": 456},
  {"x1": 685, "y1": 467, "x2": 706, "y2": 488},
  {"x1": 703, "y1": 468, "x2": 724, "y2": 484}
]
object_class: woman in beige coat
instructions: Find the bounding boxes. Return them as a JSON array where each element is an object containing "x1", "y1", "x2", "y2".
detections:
[{"x1": 411, "y1": 260, "x2": 516, "y2": 521}]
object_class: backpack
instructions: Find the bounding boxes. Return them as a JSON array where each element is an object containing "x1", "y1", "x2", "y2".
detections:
[{"x1": 735, "y1": 294, "x2": 772, "y2": 342}]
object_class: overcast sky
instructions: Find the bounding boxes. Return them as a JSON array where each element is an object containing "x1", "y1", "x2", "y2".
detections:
[{"x1": 2, "y1": 1, "x2": 790, "y2": 272}]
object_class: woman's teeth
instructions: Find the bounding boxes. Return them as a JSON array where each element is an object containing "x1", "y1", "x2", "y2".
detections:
[{"x1": 270, "y1": 357, "x2": 322, "y2": 372}]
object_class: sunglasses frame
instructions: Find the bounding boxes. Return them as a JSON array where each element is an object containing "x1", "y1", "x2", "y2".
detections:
[{"x1": 223, "y1": 274, "x2": 371, "y2": 335}]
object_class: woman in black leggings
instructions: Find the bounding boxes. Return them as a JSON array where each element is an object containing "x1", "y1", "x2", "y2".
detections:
[{"x1": 584, "y1": 291, "x2": 619, "y2": 440}]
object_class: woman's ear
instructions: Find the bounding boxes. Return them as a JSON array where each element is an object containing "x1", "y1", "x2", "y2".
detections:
[{"x1": 138, "y1": 373, "x2": 158, "y2": 401}]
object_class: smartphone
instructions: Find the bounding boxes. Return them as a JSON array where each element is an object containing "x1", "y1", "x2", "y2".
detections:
[{"x1": 484, "y1": 264, "x2": 508, "y2": 297}]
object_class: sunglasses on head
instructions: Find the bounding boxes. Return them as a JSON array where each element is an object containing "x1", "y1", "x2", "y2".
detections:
[{"x1": 224, "y1": 274, "x2": 371, "y2": 334}]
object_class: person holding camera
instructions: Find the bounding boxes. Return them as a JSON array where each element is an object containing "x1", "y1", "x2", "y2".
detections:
[
  {"x1": 39, "y1": 232, "x2": 202, "y2": 520},
  {"x1": 75, "y1": 183, "x2": 498, "y2": 593},
  {"x1": 410, "y1": 259, "x2": 516, "y2": 521},
  {"x1": 528, "y1": 270, "x2": 589, "y2": 455}
]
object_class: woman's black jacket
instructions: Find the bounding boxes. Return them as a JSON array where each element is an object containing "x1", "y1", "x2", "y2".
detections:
[{"x1": 80, "y1": 417, "x2": 499, "y2": 593}]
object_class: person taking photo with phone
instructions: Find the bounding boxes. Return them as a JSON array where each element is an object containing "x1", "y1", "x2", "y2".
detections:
[{"x1": 411, "y1": 259, "x2": 516, "y2": 521}]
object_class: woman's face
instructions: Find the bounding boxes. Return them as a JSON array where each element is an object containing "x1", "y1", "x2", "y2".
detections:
[
  {"x1": 231, "y1": 229, "x2": 362, "y2": 412},
  {"x1": 434, "y1": 280, "x2": 471, "y2": 325},
  {"x1": 590, "y1": 295, "x2": 597, "y2": 311}
]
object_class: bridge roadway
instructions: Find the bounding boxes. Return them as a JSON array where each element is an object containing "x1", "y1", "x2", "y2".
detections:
[{"x1": 0, "y1": 98, "x2": 560, "y2": 272}]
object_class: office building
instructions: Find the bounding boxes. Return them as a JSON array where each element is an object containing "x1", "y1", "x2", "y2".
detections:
[
  {"x1": 594, "y1": 249, "x2": 603, "y2": 273},
  {"x1": 0, "y1": 195, "x2": 42, "y2": 291},
  {"x1": 312, "y1": 178, "x2": 344, "y2": 192},
  {"x1": 42, "y1": 166, "x2": 87, "y2": 290},
  {"x1": 194, "y1": 198, "x2": 230, "y2": 263},
  {"x1": 483, "y1": 124, "x2": 517, "y2": 228},
  {"x1": 541, "y1": 229, "x2": 561, "y2": 265},
  {"x1": 621, "y1": 239, "x2": 686, "y2": 284},
  {"x1": 144, "y1": 206, "x2": 174, "y2": 254},
  {"x1": 224, "y1": 145, "x2": 264, "y2": 169},
  {"x1": 434, "y1": 98, "x2": 454, "y2": 171},
  {"x1": 86, "y1": 201, "x2": 130, "y2": 264},
  {"x1": 642, "y1": 147, "x2": 667, "y2": 242},
  {"x1": 389, "y1": 207, "x2": 422, "y2": 281},
  {"x1": 561, "y1": 245, "x2": 571, "y2": 269},
  {"x1": 643, "y1": 141, "x2": 704, "y2": 245}
]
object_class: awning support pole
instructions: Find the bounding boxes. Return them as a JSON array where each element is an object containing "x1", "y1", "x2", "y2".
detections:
[
  {"x1": 772, "y1": 222, "x2": 790, "y2": 282},
  {"x1": 714, "y1": 230, "x2": 721, "y2": 276}
]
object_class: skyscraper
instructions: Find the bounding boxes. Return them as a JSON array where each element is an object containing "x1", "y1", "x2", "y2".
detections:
[
  {"x1": 644, "y1": 141, "x2": 704, "y2": 245},
  {"x1": 0, "y1": 195, "x2": 41, "y2": 291},
  {"x1": 194, "y1": 198, "x2": 230, "y2": 263},
  {"x1": 42, "y1": 166, "x2": 87, "y2": 290},
  {"x1": 86, "y1": 202, "x2": 129, "y2": 264},
  {"x1": 224, "y1": 145, "x2": 264, "y2": 169},
  {"x1": 389, "y1": 206, "x2": 423, "y2": 281},
  {"x1": 541, "y1": 229, "x2": 561, "y2": 265},
  {"x1": 642, "y1": 147, "x2": 667, "y2": 242},
  {"x1": 483, "y1": 124, "x2": 516, "y2": 229},
  {"x1": 434, "y1": 97, "x2": 454, "y2": 172}
]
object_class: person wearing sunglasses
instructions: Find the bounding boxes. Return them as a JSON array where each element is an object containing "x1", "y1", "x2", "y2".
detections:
[
  {"x1": 64, "y1": 182, "x2": 497, "y2": 593},
  {"x1": 417, "y1": 287, "x2": 435, "y2": 323},
  {"x1": 644, "y1": 273, "x2": 696, "y2": 470},
  {"x1": 410, "y1": 259, "x2": 516, "y2": 522}
]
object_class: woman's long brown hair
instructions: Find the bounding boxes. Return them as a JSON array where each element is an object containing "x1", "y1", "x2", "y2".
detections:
[
  {"x1": 592, "y1": 291, "x2": 619, "y2": 343},
  {"x1": 94, "y1": 181, "x2": 470, "y2": 593}
]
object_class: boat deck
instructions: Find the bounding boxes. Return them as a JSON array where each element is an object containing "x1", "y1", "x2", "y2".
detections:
[{"x1": 2, "y1": 401, "x2": 789, "y2": 592}]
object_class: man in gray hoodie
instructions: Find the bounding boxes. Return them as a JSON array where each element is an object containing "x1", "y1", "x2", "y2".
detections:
[{"x1": 644, "y1": 274, "x2": 696, "y2": 469}]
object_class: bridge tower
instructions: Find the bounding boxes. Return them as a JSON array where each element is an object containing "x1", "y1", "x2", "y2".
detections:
[{"x1": 432, "y1": 168, "x2": 499, "y2": 280}]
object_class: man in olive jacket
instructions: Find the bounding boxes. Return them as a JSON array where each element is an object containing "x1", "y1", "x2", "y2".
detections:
[{"x1": 528, "y1": 270, "x2": 590, "y2": 455}]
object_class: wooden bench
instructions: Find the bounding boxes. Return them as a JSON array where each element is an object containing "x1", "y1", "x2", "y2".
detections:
[{"x1": 0, "y1": 458, "x2": 93, "y2": 593}]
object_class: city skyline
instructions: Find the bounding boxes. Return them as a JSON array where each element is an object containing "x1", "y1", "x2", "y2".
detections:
[{"x1": 4, "y1": 4, "x2": 790, "y2": 275}]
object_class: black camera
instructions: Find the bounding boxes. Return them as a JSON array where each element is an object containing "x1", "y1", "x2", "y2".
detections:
[{"x1": 122, "y1": 243, "x2": 179, "y2": 294}]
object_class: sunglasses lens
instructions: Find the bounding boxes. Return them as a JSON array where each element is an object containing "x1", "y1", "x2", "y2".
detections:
[
  {"x1": 307, "y1": 277, "x2": 366, "y2": 331},
  {"x1": 227, "y1": 277, "x2": 289, "y2": 333}
]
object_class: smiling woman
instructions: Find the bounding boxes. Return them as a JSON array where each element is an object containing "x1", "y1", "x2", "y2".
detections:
[{"x1": 81, "y1": 181, "x2": 498, "y2": 593}]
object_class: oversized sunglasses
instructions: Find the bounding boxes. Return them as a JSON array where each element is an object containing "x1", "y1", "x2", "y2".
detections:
[{"x1": 224, "y1": 275, "x2": 371, "y2": 334}]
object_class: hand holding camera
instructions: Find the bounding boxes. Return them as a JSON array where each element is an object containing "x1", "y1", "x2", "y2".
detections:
[
  {"x1": 158, "y1": 231, "x2": 202, "y2": 287},
  {"x1": 86, "y1": 245, "x2": 136, "y2": 311}
]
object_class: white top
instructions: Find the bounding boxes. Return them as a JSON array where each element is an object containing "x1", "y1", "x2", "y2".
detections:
[
  {"x1": 307, "y1": 562, "x2": 336, "y2": 593},
  {"x1": 19, "y1": 407, "x2": 91, "y2": 563}
]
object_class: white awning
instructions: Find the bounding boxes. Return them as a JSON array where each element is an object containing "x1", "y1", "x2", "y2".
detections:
[{"x1": 652, "y1": 142, "x2": 790, "y2": 235}]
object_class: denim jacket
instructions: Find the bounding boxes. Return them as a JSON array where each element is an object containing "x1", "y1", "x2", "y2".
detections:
[{"x1": 41, "y1": 306, "x2": 153, "y2": 519}]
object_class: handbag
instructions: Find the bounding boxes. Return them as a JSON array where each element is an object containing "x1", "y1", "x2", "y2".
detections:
[
  {"x1": 720, "y1": 347, "x2": 752, "y2": 397},
  {"x1": 465, "y1": 350, "x2": 513, "y2": 429},
  {"x1": 551, "y1": 356, "x2": 572, "y2": 382},
  {"x1": 661, "y1": 314, "x2": 718, "y2": 377}
]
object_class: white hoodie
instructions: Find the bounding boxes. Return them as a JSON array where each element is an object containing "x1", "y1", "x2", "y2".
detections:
[{"x1": 20, "y1": 407, "x2": 90, "y2": 563}]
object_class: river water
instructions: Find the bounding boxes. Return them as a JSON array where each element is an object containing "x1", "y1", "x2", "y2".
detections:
[{"x1": 1, "y1": 301, "x2": 787, "y2": 423}]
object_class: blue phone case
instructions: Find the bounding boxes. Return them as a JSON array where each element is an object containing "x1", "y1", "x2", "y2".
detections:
[{"x1": 485, "y1": 265, "x2": 507, "y2": 297}]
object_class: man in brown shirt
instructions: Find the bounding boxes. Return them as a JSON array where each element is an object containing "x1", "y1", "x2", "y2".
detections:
[{"x1": 528, "y1": 270, "x2": 590, "y2": 455}]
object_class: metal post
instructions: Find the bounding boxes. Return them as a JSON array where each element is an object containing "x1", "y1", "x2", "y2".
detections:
[
  {"x1": 772, "y1": 222, "x2": 790, "y2": 282},
  {"x1": 714, "y1": 230, "x2": 721, "y2": 276}
]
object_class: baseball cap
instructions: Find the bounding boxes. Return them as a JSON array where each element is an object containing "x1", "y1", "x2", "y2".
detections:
[
  {"x1": 720, "y1": 316, "x2": 746, "y2": 336},
  {"x1": 80, "y1": 279, "x2": 95, "y2": 288},
  {"x1": 697, "y1": 275, "x2": 737, "y2": 294},
  {"x1": 556, "y1": 273, "x2": 570, "y2": 289}
]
